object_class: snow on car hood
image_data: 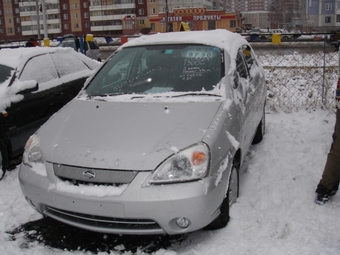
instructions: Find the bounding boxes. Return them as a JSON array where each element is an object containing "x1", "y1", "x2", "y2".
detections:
[{"x1": 38, "y1": 97, "x2": 223, "y2": 170}]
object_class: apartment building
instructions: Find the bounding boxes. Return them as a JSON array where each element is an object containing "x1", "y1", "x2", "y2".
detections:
[
  {"x1": 0, "y1": 0, "x2": 238, "y2": 41},
  {"x1": 307, "y1": 0, "x2": 340, "y2": 29}
]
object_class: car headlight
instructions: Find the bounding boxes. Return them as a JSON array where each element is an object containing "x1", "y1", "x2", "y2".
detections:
[
  {"x1": 146, "y1": 143, "x2": 210, "y2": 185},
  {"x1": 23, "y1": 133, "x2": 45, "y2": 168}
]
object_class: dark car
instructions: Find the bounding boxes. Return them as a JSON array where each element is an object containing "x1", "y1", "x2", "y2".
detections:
[
  {"x1": 329, "y1": 29, "x2": 340, "y2": 49},
  {"x1": 0, "y1": 47, "x2": 101, "y2": 179}
]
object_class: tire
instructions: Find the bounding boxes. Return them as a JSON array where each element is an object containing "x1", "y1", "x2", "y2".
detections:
[
  {"x1": 0, "y1": 140, "x2": 8, "y2": 181},
  {"x1": 206, "y1": 162, "x2": 239, "y2": 230},
  {"x1": 252, "y1": 107, "x2": 265, "y2": 145}
]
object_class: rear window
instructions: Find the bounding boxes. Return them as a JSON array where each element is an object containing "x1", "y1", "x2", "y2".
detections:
[{"x1": 86, "y1": 44, "x2": 223, "y2": 96}]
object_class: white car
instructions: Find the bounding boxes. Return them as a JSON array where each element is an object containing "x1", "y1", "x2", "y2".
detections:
[{"x1": 19, "y1": 30, "x2": 266, "y2": 235}]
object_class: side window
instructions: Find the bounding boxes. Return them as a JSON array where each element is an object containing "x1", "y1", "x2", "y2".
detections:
[
  {"x1": 51, "y1": 52, "x2": 89, "y2": 77},
  {"x1": 242, "y1": 45, "x2": 259, "y2": 73},
  {"x1": 236, "y1": 50, "x2": 248, "y2": 79},
  {"x1": 19, "y1": 54, "x2": 58, "y2": 84}
]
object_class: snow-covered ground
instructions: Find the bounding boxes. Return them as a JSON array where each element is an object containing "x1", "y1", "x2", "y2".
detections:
[{"x1": 1, "y1": 109, "x2": 339, "y2": 255}]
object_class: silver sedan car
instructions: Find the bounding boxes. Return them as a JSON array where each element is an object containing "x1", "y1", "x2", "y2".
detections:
[{"x1": 19, "y1": 30, "x2": 266, "y2": 235}]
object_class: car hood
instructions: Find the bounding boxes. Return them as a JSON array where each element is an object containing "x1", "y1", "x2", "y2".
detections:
[{"x1": 39, "y1": 98, "x2": 223, "y2": 170}]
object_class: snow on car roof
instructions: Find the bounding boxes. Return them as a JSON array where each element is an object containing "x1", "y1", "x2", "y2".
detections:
[
  {"x1": 121, "y1": 29, "x2": 248, "y2": 59},
  {"x1": 0, "y1": 47, "x2": 77, "y2": 69},
  {"x1": 0, "y1": 47, "x2": 100, "y2": 71}
]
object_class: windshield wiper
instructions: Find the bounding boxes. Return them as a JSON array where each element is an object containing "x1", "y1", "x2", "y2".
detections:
[
  {"x1": 87, "y1": 93, "x2": 125, "y2": 99},
  {"x1": 171, "y1": 92, "x2": 222, "y2": 98}
]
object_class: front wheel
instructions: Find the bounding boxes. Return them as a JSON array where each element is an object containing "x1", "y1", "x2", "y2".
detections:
[
  {"x1": 206, "y1": 162, "x2": 239, "y2": 230},
  {"x1": 0, "y1": 140, "x2": 8, "y2": 180}
]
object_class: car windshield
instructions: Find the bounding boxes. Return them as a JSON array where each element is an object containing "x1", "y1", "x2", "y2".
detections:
[
  {"x1": 85, "y1": 44, "x2": 223, "y2": 96},
  {"x1": 0, "y1": 64, "x2": 14, "y2": 84}
]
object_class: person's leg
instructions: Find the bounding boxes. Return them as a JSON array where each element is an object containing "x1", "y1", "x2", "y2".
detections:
[{"x1": 315, "y1": 110, "x2": 340, "y2": 204}]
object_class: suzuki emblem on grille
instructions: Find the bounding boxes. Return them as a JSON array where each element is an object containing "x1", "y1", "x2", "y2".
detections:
[{"x1": 82, "y1": 170, "x2": 96, "y2": 180}]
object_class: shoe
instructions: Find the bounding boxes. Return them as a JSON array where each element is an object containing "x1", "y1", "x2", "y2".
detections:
[
  {"x1": 315, "y1": 192, "x2": 330, "y2": 205},
  {"x1": 315, "y1": 190, "x2": 337, "y2": 205}
]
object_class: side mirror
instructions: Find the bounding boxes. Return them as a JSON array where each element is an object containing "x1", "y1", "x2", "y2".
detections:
[{"x1": 18, "y1": 82, "x2": 39, "y2": 94}]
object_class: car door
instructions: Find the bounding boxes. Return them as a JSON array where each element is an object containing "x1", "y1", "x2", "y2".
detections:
[
  {"x1": 233, "y1": 45, "x2": 265, "y2": 151},
  {"x1": 3, "y1": 53, "x2": 59, "y2": 157}
]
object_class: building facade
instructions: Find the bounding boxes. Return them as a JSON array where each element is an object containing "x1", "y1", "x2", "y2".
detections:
[
  {"x1": 0, "y1": 0, "x2": 240, "y2": 41},
  {"x1": 307, "y1": 0, "x2": 340, "y2": 30}
]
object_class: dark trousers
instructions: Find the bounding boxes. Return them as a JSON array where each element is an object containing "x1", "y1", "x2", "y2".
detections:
[{"x1": 317, "y1": 109, "x2": 340, "y2": 193}]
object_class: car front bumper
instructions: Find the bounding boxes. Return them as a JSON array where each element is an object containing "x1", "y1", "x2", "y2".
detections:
[{"x1": 19, "y1": 162, "x2": 227, "y2": 235}]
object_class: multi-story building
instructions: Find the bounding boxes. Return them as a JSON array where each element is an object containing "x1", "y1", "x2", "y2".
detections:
[
  {"x1": 307, "y1": 0, "x2": 340, "y2": 30},
  {"x1": 0, "y1": 0, "x2": 241, "y2": 41},
  {"x1": 0, "y1": 0, "x2": 21, "y2": 41}
]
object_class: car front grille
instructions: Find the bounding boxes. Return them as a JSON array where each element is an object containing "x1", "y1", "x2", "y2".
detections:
[
  {"x1": 43, "y1": 206, "x2": 163, "y2": 234},
  {"x1": 53, "y1": 164, "x2": 139, "y2": 185}
]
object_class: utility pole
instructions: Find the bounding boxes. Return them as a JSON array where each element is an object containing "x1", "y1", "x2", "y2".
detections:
[
  {"x1": 165, "y1": 0, "x2": 169, "y2": 32},
  {"x1": 35, "y1": 0, "x2": 41, "y2": 39},
  {"x1": 40, "y1": 0, "x2": 48, "y2": 39}
]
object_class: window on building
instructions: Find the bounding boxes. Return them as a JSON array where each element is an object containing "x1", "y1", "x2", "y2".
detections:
[
  {"x1": 325, "y1": 16, "x2": 331, "y2": 23},
  {"x1": 17, "y1": 27, "x2": 21, "y2": 33},
  {"x1": 7, "y1": 18, "x2": 11, "y2": 23},
  {"x1": 7, "y1": 27, "x2": 13, "y2": 33},
  {"x1": 338, "y1": 2, "x2": 340, "y2": 9},
  {"x1": 325, "y1": 3, "x2": 332, "y2": 11},
  {"x1": 74, "y1": 13, "x2": 78, "y2": 19},
  {"x1": 139, "y1": 9, "x2": 144, "y2": 15},
  {"x1": 230, "y1": 20, "x2": 236, "y2": 28},
  {"x1": 84, "y1": 22, "x2": 89, "y2": 28},
  {"x1": 151, "y1": 23, "x2": 155, "y2": 31},
  {"x1": 138, "y1": 0, "x2": 143, "y2": 4},
  {"x1": 139, "y1": 19, "x2": 145, "y2": 25},
  {"x1": 6, "y1": 9, "x2": 10, "y2": 14},
  {"x1": 73, "y1": 3, "x2": 78, "y2": 9},
  {"x1": 0, "y1": 19, "x2": 2, "y2": 24},
  {"x1": 74, "y1": 23, "x2": 79, "y2": 28},
  {"x1": 63, "y1": 4, "x2": 67, "y2": 10},
  {"x1": 64, "y1": 23, "x2": 69, "y2": 29},
  {"x1": 0, "y1": 28, "x2": 3, "y2": 34},
  {"x1": 84, "y1": 12, "x2": 89, "y2": 18},
  {"x1": 64, "y1": 14, "x2": 68, "y2": 19},
  {"x1": 83, "y1": 2, "x2": 88, "y2": 8},
  {"x1": 337, "y1": 15, "x2": 340, "y2": 22},
  {"x1": 15, "y1": 8, "x2": 19, "y2": 14},
  {"x1": 151, "y1": 0, "x2": 155, "y2": 2},
  {"x1": 16, "y1": 17, "x2": 20, "y2": 23},
  {"x1": 150, "y1": 8, "x2": 155, "y2": 14},
  {"x1": 0, "y1": 10, "x2": 2, "y2": 15}
]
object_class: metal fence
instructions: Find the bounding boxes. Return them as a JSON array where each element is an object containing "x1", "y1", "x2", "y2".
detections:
[
  {"x1": 250, "y1": 37, "x2": 338, "y2": 112},
  {"x1": 1, "y1": 34, "x2": 339, "y2": 111}
]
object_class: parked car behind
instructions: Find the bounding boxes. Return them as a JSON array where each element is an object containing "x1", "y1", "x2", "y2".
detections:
[
  {"x1": 19, "y1": 30, "x2": 266, "y2": 235},
  {"x1": 57, "y1": 35, "x2": 102, "y2": 62},
  {"x1": 0, "y1": 47, "x2": 101, "y2": 180},
  {"x1": 329, "y1": 29, "x2": 340, "y2": 49}
]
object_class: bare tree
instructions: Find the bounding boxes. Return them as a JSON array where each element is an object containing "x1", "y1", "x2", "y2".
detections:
[{"x1": 269, "y1": 0, "x2": 303, "y2": 30}]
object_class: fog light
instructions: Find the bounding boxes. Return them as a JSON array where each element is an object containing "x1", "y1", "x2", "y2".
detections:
[{"x1": 176, "y1": 217, "x2": 190, "y2": 228}]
